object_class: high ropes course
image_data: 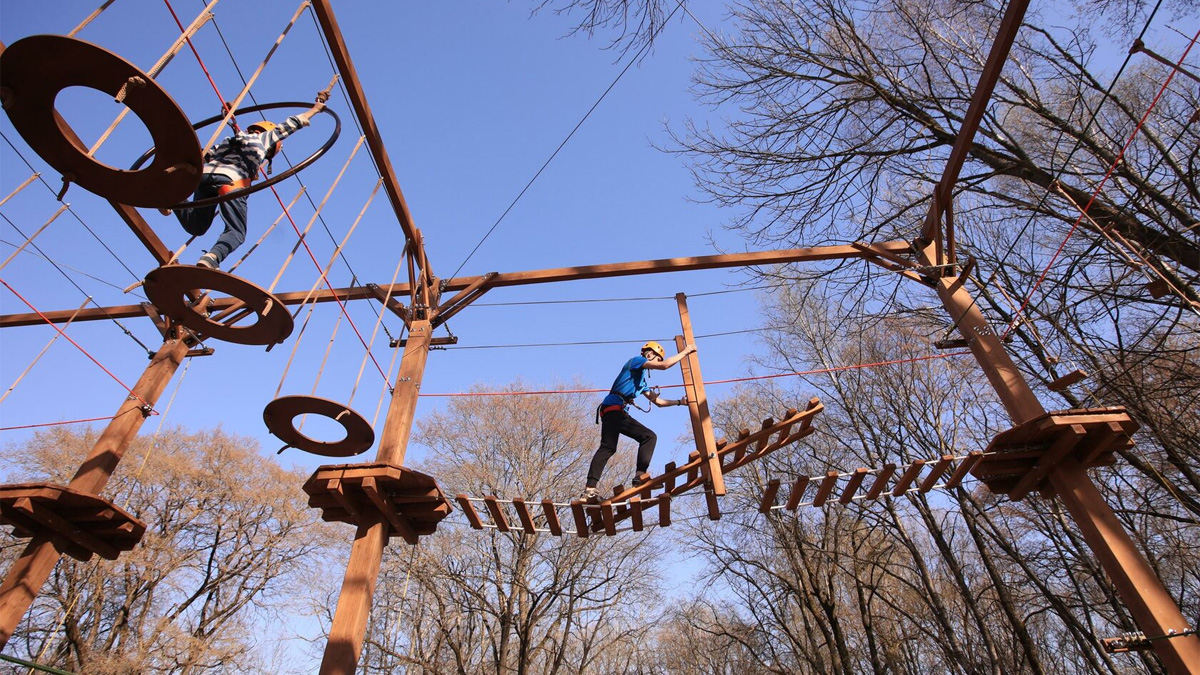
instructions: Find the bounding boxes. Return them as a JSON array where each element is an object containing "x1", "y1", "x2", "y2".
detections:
[{"x1": 0, "y1": 0, "x2": 1198, "y2": 673}]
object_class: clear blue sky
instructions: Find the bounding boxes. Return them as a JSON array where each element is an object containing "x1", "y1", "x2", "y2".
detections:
[{"x1": 0, "y1": 1, "x2": 776, "y2": 480}]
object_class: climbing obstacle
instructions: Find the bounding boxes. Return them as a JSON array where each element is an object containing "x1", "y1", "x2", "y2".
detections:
[
  {"x1": 143, "y1": 265, "x2": 294, "y2": 348},
  {"x1": 0, "y1": 483, "x2": 146, "y2": 562},
  {"x1": 303, "y1": 463, "x2": 451, "y2": 545}
]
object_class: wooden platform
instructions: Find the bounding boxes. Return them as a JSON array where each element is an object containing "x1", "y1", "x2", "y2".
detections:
[
  {"x1": 971, "y1": 407, "x2": 1138, "y2": 500},
  {"x1": 303, "y1": 463, "x2": 451, "y2": 545},
  {"x1": 0, "y1": 483, "x2": 146, "y2": 561}
]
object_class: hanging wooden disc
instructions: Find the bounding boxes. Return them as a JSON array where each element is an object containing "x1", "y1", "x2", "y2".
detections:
[
  {"x1": 263, "y1": 395, "x2": 375, "y2": 457},
  {"x1": 0, "y1": 35, "x2": 202, "y2": 208},
  {"x1": 143, "y1": 265, "x2": 293, "y2": 347}
]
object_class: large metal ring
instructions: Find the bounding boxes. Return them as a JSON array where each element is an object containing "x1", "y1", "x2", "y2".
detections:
[
  {"x1": 263, "y1": 395, "x2": 375, "y2": 457},
  {"x1": 143, "y1": 265, "x2": 293, "y2": 346},
  {"x1": 0, "y1": 35, "x2": 202, "y2": 208},
  {"x1": 130, "y1": 101, "x2": 340, "y2": 209}
]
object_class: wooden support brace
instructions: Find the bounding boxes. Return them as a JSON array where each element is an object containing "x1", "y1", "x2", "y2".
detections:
[
  {"x1": 511, "y1": 497, "x2": 537, "y2": 534},
  {"x1": 483, "y1": 495, "x2": 509, "y2": 532},
  {"x1": 630, "y1": 497, "x2": 644, "y2": 532},
  {"x1": 328, "y1": 479, "x2": 361, "y2": 520},
  {"x1": 944, "y1": 453, "x2": 981, "y2": 489},
  {"x1": 892, "y1": 460, "x2": 926, "y2": 496},
  {"x1": 812, "y1": 471, "x2": 839, "y2": 507},
  {"x1": 675, "y1": 296, "x2": 726, "y2": 496},
  {"x1": 866, "y1": 464, "x2": 897, "y2": 499},
  {"x1": 785, "y1": 476, "x2": 810, "y2": 510},
  {"x1": 456, "y1": 494, "x2": 483, "y2": 529},
  {"x1": 12, "y1": 498, "x2": 118, "y2": 560},
  {"x1": 759, "y1": 479, "x2": 782, "y2": 514},
  {"x1": 541, "y1": 500, "x2": 562, "y2": 537},
  {"x1": 361, "y1": 477, "x2": 416, "y2": 544},
  {"x1": 1082, "y1": 422, "x2": 1127, "y2": 466},
  {"x1": 839, "y1": 468, "x2": 869, "y2": 504},
  {"x1": 918, "y1": 455, "x2": 954, "y2": 493},
  {"x1": 569, "y1": 500, "x2": 588, "y2": 538},
  {"x1": 1010, "y1": 425, "x2": 1085, "y2": 501},
  {"x1": 658, "y1": 493, "x2": 672, "y2": 527}
]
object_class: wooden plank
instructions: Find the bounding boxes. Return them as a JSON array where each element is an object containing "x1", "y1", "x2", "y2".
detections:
[
  {"x1": 600, "y1": 504, "x2": 616, "y2": 536},
  {"x1": 541, "y1": 500, "x2": 562, "y2": 536},
  {"x1": 511, "y1": 497, "x2": 537, "y2": 534},
  {"x1": 1010, "y1": 425, "x2": 1086, "y2": 501},
  {"x1": 483, "y1": 495, "x2": 510, "y2": 532},
  {"x1": 892, "y1": 460, "x2": 926, "y2": 496},
  {"x1": 866, "y1": 464, "x2": 897, "y2": 499},
  {"x1": 918, "y1": 455, "x2": 954, "y2": 493},
  {"x1": 704, "y1": 489, "x2": 721, "y2": 520},
  {"x1": 658, "y1": 494, "x2": 672, "y2": 527},
  {"x1": 1047, "y1": 368, "x2": 1088, "y2": 392},
  {"x1": 455, "y1": 494, "x2": 483, "y2": 529},
  {"x1": 13, "y1": 498, "x2": 118, "y2": 560},
  {"x1": 812, "y1": 472, "x2": 839, "y2": 507},
  {"x1": 630, "y1": 497, "x2": 644, "y2": 532},
  {"x1": 569, "y1": 500, "x2": 588, "y2": 538},
  {"x1": 664, "y1": 462, "x2": 677, "y2": 491},
  {"x1": 732, "y1": 429, "x2": 751, "y2": 463},
  {"x1": 327, "y1": 479, "x2": 361, "y2": 520},
  {"x1": 944, "y1": 453, "x2": 982, "y2": 489},
  {"x1": 1081, "y1": 422, "x2": 1127, "y2": 466},
  {"x1": 676, "y1": 295, "x2": 726, "y2": 496},
  {"x1": 758, "y1": 479, "x2": 782, "y2": 514},
  {"x1": 785, "y1": 476, "x2": 810, "y2": 510},
  {"x1": 839, "y1": 468, "x2": 870, "y2": 504},
  {"x1": 362, "y1": 477, "x2": 417, "y2": 545},
  {"x1": 800, "y1": 398, "x2": 821, "y2": 428},
  {"x1": 612, "y1": 486, "x2": 627, "y2": 517},
  {"x1": 752, "y1": 418, "x2": 774, "y2": 455}
]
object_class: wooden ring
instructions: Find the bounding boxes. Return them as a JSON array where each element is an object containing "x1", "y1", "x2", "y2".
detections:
[
  {"x1": 143, "y1": 265, "x2": 293, "y2": 346},
  {"x1": 0, "y1": 35, "x2": 202, "y2": 208},
  {"x1": 263, "y1": 395, "x2": 375, "y2": 457}
]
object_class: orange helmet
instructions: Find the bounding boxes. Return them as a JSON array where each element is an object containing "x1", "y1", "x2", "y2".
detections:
[
  {"x1": 641, "y1": 341, "x2": 666, "y2": 360},
  {"x1": 247, "y1": 121, "x2": 282, "y2": 158}
]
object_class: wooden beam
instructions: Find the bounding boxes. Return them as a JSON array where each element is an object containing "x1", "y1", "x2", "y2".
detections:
[
  {"x1": 658, "y1": 494, "x2": 672, "y2": 527},
  {"x1": 1010, "y1": 425, "x2": 1085, "y2": 501},
  {"x1": 812, "y1": 472, "x2": 839, "y2": 507},
  {"x1": 630, "y1": 497, "x2": 644, "y2": 532},
  {"x1": 758, "y1": 479, "x2": 781, "y2": 514},
  {"x1": 455, "y1": 495, "x2": 483, "y2": 529},
  {"x1": 918, "y1": 455, "x2": 955, "y2": 493},
  {"x1": 866, "y1": 464, "x2": 897, "y2": 500},
  {"x1": 676, "y1": 296, "x2": 725, "y2": 496},
  {"x1": 511, "y1": 497, "x2": 537, "y2": 534},
  {"x1": 569, "y1": 501, "x2": 588, "y2": 538},
  {"x1": 785, "y1": 476, "x2": 810, "y2": 510},
  {"x1": 11, "y1": 498, "x2": 117, "y2": 560},
  {"x1": 892, "y1": 461, "x2": 926, "y2": 496},
  {"x1": 541, "y1": 500, "x2": 562, "y2": 537},
  {"x1": 944, "y1": 453, "x2": 981, "y2": 489},
  {"x1": 839, "y1": 468, "x2": 870, "y2": 504},
  {"x1": 483, "y1": 495, "x2": 509, "y2": 532},
  {"x1": 361, "y1": 477, "x2": 416, "y2": 544}
]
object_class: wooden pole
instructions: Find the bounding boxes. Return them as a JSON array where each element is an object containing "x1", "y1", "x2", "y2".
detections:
[
  {"x1": 0, "y1": 335, "x2": 190, "y2": 649},
  {"x1": 675, "y1": 294, "x2": 725, "y2": 496},
  {"x1": 319, "y1": 319, "x2": 433, "y2": 674}
]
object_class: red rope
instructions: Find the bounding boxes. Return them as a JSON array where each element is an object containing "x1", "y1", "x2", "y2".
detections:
[
  {"x1": 1003, "y1": 26, "x2": 1200, "y2": 340},
  {"x1": 0, "y1": 278, "x2": 156, "y2": 411},
  {"x1": 417, "y1": 351, "x2": 971, "y2": 398},
  {"x1": 162, "y1": 0, "x2": 392, "y2": 385}
]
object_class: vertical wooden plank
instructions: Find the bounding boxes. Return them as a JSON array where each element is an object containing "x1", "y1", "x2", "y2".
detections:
[
  {"x1": 785, "y1": 476, "x2": 810, "y2": 510},
  {"x1": 865, "y1": 464, "x2": 897, "y2": 500},
  {"x1": 483, "y1": 496, "x2": 510, "y2": 532},
  {"x1": 891, "y1": 460, "x2": 926, "y2": 497},
  {"x1": 511, "y1": 497, "x2": 537, "y2": 534},
  {"x1": 944, "y1": 452, "x2": 982, "y2": 489},
  {"x1": 455, "y1": 495, "x2": 483, "y2": 529},
  {"x1": 704, "y1": 489, "x2": 721, "y2": 520},
  {"x1": 630, "y1": 497, "x2": 644, "y2": 531},
  {"x1": 812, "y1": 471, "x2": 839, "y2": 507},
  {"x1": 686, "y1": 451, "x2": 699, "y2": 484},
  {"x1": 839, "y1": 468, "x2": 870, "y2": 504},
  {"x1": 613, "y1": 486, "x2": 627, "y2": 517},
  {"x1": 658, "y1": 494, "x2": 672, "y2": 527},
  {"x1": 675, "y1": 295, "x2": 726, "y2": 496},
  {"x1": 753, "y1": 417, "x2": 774, "y2": 456},
  {"x1": 601, "y1": 504, "x2": 617, "y2": 536},
  {"x1": 758, "y1": 479, "x2": 782, "y2": 514},
  {"x1": 664, "y1": 462, "x2": 677, "y2": 491},
  {"x1": 569, "y1": 500, "x2": 588, "y2": 538},
  {"x1": 732, "y1": 429, "x2": 751, "y2": 463},
  {"x1": 918, "y1": 455, "x2": 955, "y2": 493},
  {"x1": 541, "y1": 500, "x2": 562, "y2": 536}
]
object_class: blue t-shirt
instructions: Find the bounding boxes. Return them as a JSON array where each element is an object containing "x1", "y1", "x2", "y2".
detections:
[{"x1": 602, "y1": 356, "x2": 650, "y2": 407}]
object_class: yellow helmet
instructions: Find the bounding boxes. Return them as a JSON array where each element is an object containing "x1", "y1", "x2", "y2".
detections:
[
  {"x1": 247, "y1": 120, "x2": 277, "y2": 134},
  {"x1": 641, "y1": 341, "x2": 666, "y2": 360}
]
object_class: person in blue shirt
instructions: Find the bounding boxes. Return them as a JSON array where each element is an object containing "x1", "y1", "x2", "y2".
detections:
[{"x1": 583, "y1": 340, "x2": 696, "y2": 500}]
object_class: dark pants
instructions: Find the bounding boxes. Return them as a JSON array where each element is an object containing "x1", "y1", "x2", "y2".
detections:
[
  {"x1": 586, "y1": 408, "x2": 656, "y2": 487},
  {"x1": 174, "y1": 173, "x2": 249, "y2": 265}
]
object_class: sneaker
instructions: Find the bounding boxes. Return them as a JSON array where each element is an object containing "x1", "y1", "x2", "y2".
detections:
[
  {"x1": 196, "y1": 253, "x2": 219, "y2": 270},
  {"x1": 631, "y1": 473, "x2": 650, "y2": 489},
  {"x1": 581, "y1": 486, "x2": 598, "y2": 501},
  {"x1": 158, "y1": 208, "x2": 173, "y2": 216}
]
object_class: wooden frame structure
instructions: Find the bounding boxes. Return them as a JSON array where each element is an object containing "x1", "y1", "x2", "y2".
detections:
[{"x1": 1, "y1": 0, "x2": 1197, "y2": 673}]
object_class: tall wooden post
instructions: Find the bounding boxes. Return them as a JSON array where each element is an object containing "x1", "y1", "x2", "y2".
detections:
[
  {"x1": 319, "y1": 320, "x2": 432, "y2": 675},
  {"x1": 923, "y1": 242, "x2": 1200, "y2": 672},
  {"x1": 675, "y1": 294, "x2": 725, "y2": 497},
  {"x1": 0, "y1": 335, "x2": 190, "y2": 648}
]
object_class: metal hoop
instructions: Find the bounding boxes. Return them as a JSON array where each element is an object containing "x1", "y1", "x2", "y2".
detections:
[
  {"x1": 263, "y1": 395, "x2": 375, "y2": 457},
  {"x1": 143, "y1": 265, "x2": 293, "y2": 347},
  {"x1": 0, "y1": 35, "x2": 202, "y2": 208},
  {"x1": 131, "y1": 101, "x2": 340, "y2": 209}
]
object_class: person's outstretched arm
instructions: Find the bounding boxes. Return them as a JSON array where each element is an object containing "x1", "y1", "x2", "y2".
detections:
[{"x1": 643, "y1": 344, "x2": 696, "y2": 371}]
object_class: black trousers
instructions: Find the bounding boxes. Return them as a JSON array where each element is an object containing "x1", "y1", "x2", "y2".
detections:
[{"x1": 586, "y1": 408, "x2": 656, "y2": 487}]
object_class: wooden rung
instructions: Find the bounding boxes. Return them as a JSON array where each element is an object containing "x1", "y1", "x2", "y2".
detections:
[
  {"x1": 758, "y1": 479, "x2": 782, "y2": 514},
  {"x1": 800, "y1": 398, "x2": 820, "y2": 428},
  {"x1": 658, "y1": 493, "x2": 672, "y2": 527},
  {"x1": 601, "y1": 503, "x2": 616, "y2": 536},
  {"x1": 839, "y1": 468, "x2": 869, "y2": 504},
  {"x1": 866, "y1": 464, "x2": 896, "y2": 499},
  {"x1": 705, "y1": 489, "x2": 721, "y2": 520},
  {"x1": 569, "y1": 500, "x2": 588, "y2": 538},
  {"x1": 613, "y1": 486, "x2": 627, "y2": 516},
  {"x1": 630, "y1": 497, "x2": 644, "y2": 531},
  {"x1": 1146, "y1": 278, "x2": 1170, "y2": 298},
  {"x1": 785, "y1": 476, "x2": 810, "y2": 510},
  {"x1": 918, "y1": 455, "x2": 954, "y2": 492},
  {"x1": 734, "y1": 428, "x2": 752, "y2": 462},
  {"x1": 456, "y1": 494, "x2": 483, "y2": 528},
  {"x1": 944, "y1": 453, "x2": 982, "y2": 489},
  {"x1": 541, "y1": 499, "x2": 562, "y2": 536},
  {"x1": 891, "y1": 460, "x2": 926, "y2": 496},
  {"x1": 1048, "y1": 369, "x2": 1088, "y2": 392},
  {"x1": 812, "y1": 471, "x2": 839, "y2": 507},
  {"x1": 753, "y1": 418, "x2": 774, "y2": 454},
  {"x1": 687, "y1": 462, "x2": 699, "y2": 484},
  {"x1": 512, "y1": 497, "x2": 537, "y2": 533},
  {"x1": 664, "y1": 462, "x2": 677, "y2": 491},
  {"x1": 483, "y1": 495, "x2": 510, "y2": 532}
]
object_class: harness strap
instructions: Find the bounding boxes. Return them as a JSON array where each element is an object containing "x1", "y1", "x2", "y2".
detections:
[{"x1": 216, "y1": 177, "x2": 252, "y2": 195}]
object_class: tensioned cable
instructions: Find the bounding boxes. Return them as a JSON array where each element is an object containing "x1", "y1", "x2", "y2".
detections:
[
  {"x1": 442, "y1": 327, "x2": 769, "y2": 351},
  {"x1": 447, "y1": 0, "x2": 687, "y2": 280},
  {"x1": 0, "y1": 238, "x2": 143, "y2": 296},
  {"x1": 0, "y1": 298, "x2": 90, "y2": 406}
]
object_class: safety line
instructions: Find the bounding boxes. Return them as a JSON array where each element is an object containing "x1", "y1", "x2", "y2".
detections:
[
  {"x1": 0, "y1": 278, "x2": 154, "y2": 411},
  {"x1": 1002, "y1": 25, "x2": 1200, "y2": 340},
  {"x1": 0, "y1": 204, "x2": 69, "y2": 271},
  {"x1": 67, "y1": 0, "x2": 117, "y2": 37},
  {"x1": 0, "y1": 297, "x2": 90, "y2": 406},
  {"x1": 0, "y1": 412, "x2": 133, "y2": 433}
]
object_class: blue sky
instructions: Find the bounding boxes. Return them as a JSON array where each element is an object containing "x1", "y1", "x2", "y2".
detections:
[{"x1": 0, "y1": 1, "x2": 777, "y2": 482}]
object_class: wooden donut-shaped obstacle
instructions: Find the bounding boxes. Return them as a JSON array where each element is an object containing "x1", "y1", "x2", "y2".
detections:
[
  {"x1": 0, "y1": 35, "x2": 202, "y2": 208},
  {"x1": 143, "y1": 265, "x2": 293, "y2": 347},
  {"x1": 263, "y1": 395, "x2": 375, "y2": 457}
]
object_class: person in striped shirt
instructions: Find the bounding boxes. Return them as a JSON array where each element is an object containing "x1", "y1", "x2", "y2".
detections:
[{"x1": 163, "y1": 98, "x2": 326, "y2": 270}]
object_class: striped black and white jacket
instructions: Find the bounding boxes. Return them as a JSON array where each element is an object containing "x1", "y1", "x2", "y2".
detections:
[{"x1": 203, "y1": 115, "x2": 309, "y2": 181}]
